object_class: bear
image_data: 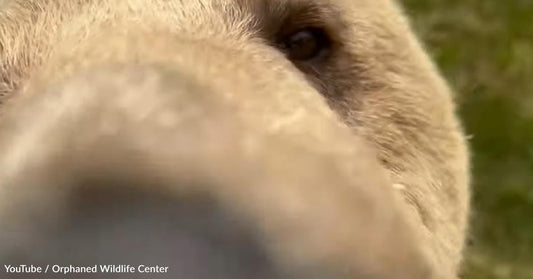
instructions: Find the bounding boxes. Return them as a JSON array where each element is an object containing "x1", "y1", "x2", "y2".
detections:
[{"x1": 0, "y1": 1, "x2": 469, "y2": 278}]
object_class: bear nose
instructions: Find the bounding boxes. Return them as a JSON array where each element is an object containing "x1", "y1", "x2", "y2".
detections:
[{"x1": 0, "y1": 65, "x2": 284, "y2": 278}]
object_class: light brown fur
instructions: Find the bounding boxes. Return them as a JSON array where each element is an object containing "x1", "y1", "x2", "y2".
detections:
[{"x1": 0, "y1": 1, "x2": 469, "y2": 279}]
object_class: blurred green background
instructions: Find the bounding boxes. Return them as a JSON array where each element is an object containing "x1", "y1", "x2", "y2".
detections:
[{"x1": 401, "y1": 0, "x2": 533, "y2": 278}]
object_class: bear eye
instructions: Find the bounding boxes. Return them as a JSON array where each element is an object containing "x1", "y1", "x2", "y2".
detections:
[{"x1": 282, "y1": 28, "x2": 331, "y2": 61}]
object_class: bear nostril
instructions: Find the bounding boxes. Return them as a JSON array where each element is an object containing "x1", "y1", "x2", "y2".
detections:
[{"x1": 0, "y1": 181, "x2": 282, "y2": 279}]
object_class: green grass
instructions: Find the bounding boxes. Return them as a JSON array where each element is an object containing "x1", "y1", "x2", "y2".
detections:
[{"x1": 401, "y1": 0, "x2": 533, "y2": 278}]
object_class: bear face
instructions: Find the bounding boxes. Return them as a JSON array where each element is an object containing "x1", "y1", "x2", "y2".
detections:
[{"x1": 0, "y1": 1, "x2": 469, "y2": 279}]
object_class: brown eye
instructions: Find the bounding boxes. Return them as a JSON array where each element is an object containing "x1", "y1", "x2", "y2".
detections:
[{"x1": 283, "y1": 28, "x2": 331, "y2": 61}]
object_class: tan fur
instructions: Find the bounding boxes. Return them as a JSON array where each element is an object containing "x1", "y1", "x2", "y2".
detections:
[{"x1": 0, "y1": 1, "x2": 469, "y2": 278}]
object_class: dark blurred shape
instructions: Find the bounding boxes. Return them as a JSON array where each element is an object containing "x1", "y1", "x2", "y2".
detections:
[{"x1": 2, "y1": 180, "x2": 281, "y2": 279}]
